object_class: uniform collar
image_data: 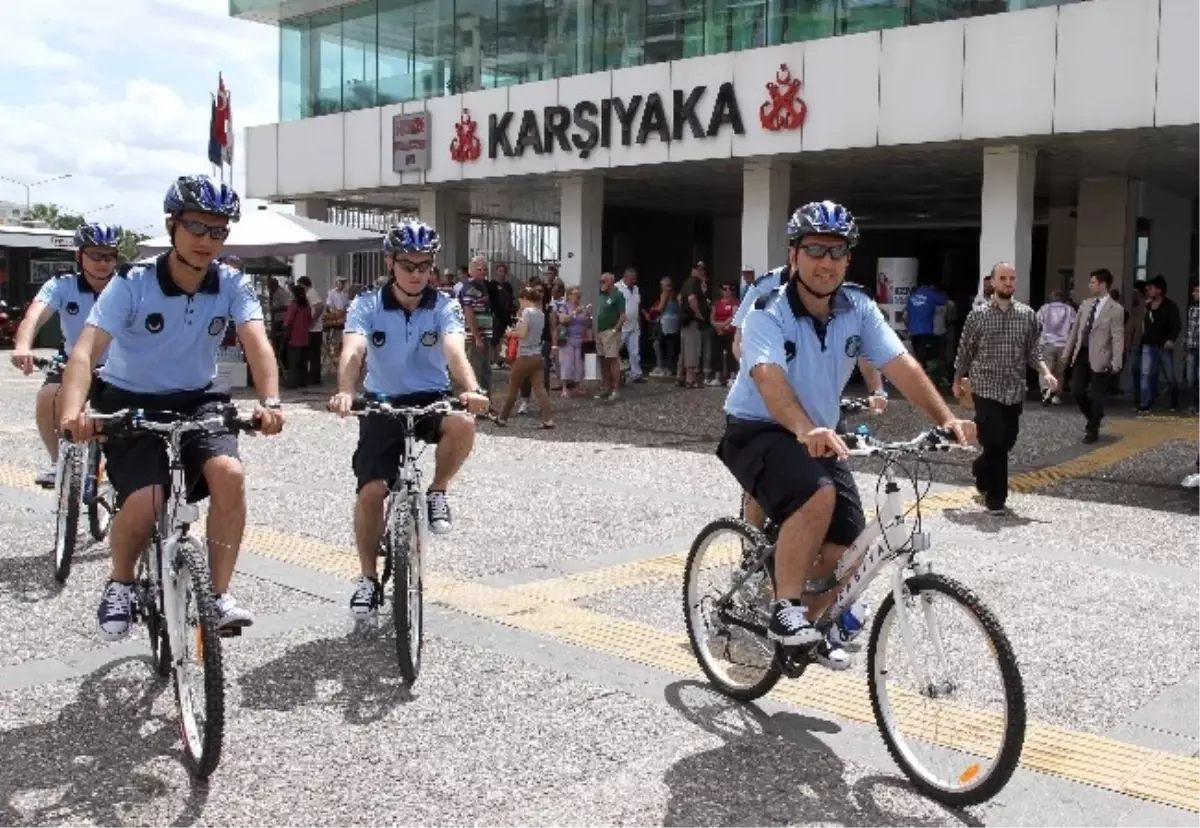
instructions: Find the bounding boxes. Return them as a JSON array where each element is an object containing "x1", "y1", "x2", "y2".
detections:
[
  {"x1": 75, "y1": 273, "x2": 99, "y2": 296},
  {"x1": 155, "y1": 253, "x2": 220, "y2": 297},
  {"x1": 381, "y1": 281, "x2": 437, "y2": 312},
  {"x1": 784, "y1": 271, "x2": 852, "y2": 320}
]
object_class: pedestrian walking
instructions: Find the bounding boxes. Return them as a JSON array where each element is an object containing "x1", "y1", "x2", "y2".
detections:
[{"x1": 1063, "y1": 268, "x2": 1124, "y2": 443}]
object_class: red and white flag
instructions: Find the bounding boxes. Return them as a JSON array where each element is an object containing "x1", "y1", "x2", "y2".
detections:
[{"x1": 215, "y1": 73, "x2": 234, "y2": 167}]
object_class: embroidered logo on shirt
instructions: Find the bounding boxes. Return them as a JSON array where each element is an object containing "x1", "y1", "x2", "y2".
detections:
[
  {"x1": 208, "y1": 316, "x2": 227, "y2": 336},
  {"x1": 371, "y1": 331, "x2": 387, "y2": 347},
  {"x1": 65, "y1": 301, "x2": 80, "y2": 316},
  {"x1": 145, "y1": 313, "x2": 165, "y2": 334},
  {"x1": 845, "y1": 335, "x2": 863, "y2": 358},
  {"x1": 420, "y1": 330, "x2": 438, "y2": 347}
]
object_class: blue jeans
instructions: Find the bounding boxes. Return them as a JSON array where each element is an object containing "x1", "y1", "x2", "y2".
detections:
[
  {"x1": 1139, "y1": 345, "x2": 1179, "y2": 410},
  {"x1": 1186, "y1": 349, "x2": 1199, "y2": 409}
]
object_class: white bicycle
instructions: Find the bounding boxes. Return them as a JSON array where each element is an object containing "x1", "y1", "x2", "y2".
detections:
[
  {"x1": 684, "y1": 424, "x2": 1026, "y2": 807},
  {"x1": 87, "y1": 404, "x2": 262, "y2": 778}
]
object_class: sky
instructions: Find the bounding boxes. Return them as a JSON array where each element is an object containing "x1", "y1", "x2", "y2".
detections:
[{"x1": 0, "y1": 0, "x2": 279, "y2": 235}]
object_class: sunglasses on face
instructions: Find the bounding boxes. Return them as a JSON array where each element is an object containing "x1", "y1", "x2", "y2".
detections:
[
  {"x1": 83, "y1": 250, "x2": 118, "y2": 263},
  {"x1": 394, "y1": 259, "x2": 433, "y2": 274},
  {"x1": 178, "y1": 219, "x2": 231, "y2": 240},
  {"x1": 798, "y1": 242, "x2": 850, "y2": 261}
]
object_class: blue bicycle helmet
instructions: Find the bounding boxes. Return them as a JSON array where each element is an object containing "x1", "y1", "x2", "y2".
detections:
[
  {"x1": 787, "y1": 200, "x2": 859, "y2": 248},
  {"x1": 74, "y1": 222, "x2": 122, "y2": 249},
  {"x1": 383, "y1": 219, "x2": 441, "y2": 255},
  {"x1": 164, "y1": 174, "x2": 241, "y2": 221}
]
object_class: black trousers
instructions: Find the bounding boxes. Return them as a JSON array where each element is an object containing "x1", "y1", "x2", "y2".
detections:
[
  {"x1": 972, "y1": 394, "x2": 1022, "y2": 509},
  {"x1": 307, "y1": 331, "x2": 323, "y2": 385},
  {"x1": 1071, "y1": 351, "x2": 1108, "y2": 435}
]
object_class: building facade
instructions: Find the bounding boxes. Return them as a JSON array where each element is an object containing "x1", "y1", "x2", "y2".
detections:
[{"x1": 236, "y1": 0, "x2": 1198, "y2": 319}]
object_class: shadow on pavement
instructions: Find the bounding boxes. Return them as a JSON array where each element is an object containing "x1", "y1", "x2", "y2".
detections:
[
  {"x1": 660, "y1": 680, "x2": 984, "y2": 828},
  {"x1": 941, "y1": 508, "x2": 1044, "y2": 534},
  {"x1": 0, "y1": 547, "x2": 108, "y2": 605},
  {"x1": 0, "y1": 656, "x2": 209, "y2": 827},
  {"x1": 238, "y1": 627, "x2": 413, "y2": 725}
]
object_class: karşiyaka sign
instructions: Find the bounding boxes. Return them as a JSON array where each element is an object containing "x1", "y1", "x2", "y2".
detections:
[{"x1": 482, "y1": 82, "x2": 745, "y2": 161}]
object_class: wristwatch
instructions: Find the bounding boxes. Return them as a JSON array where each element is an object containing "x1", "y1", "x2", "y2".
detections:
[{"x1": 261, "y1": 397, "x2": 282, "y2": 410}]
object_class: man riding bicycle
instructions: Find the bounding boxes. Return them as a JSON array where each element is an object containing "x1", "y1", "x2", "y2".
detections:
[
  {"x1": 59, "y1": 174, "x2": 286, "y2": 641},
  {"x1": 10, "y1": 223, "x2": 122, "y2": 488},
  {"x1": 328, "y1": 219, "x2": 490, "y2": 620},
  {"x1": 719, "y1": 200, "x2": 974, "y2": 670}
]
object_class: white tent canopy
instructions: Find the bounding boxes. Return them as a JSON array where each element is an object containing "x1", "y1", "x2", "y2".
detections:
[{"x1": 138, "y1": 208, "x2": 383, "y2": 258}]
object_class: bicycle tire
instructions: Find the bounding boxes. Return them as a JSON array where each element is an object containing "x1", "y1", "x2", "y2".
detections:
[
  {"x1": 140, "y1": 544, "x2": 172, "y2": 679},
  {"x1": 169, "y1": 538, "x2": 226, "y2": 779},
  {"x1": 390, "y1": 495, "x2": 423, "y2": 684},
  {"x1": 683, "y1": 517, "x2": 782, "y2": 702},
  {"x1": 52, "y1": 448, "x2": 82, "y2": 584},
  {"x1": 867, "y1": 572, "x2": 1025, "y2": 807},
  {"x1": 86, "y1": 443, "x2": 112, "y2": 541}
]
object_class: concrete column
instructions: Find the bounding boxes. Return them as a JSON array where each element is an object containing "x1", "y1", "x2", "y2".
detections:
[
  {"x1": 1043, "y1": 206, "x2": 1077, "y2": 302},
  {"x1": 979, "y1": 145, "x2": 1036, "y2": 303},
  {"x1": 291, "y1": 198, "x2": 334, "y2": 294},
  {"x1": 741, "y1": 159, "x2": 790, "y2": 279},
  {"x1": 1142, "y1": 182, "x2": 1193, "y2": 374},
  {"x1": 559, "y1": 174, "x2": 604, "y2": 306},
  {"x1": 419, "y1": 188, "x2": 469, "y2": 273},
  {"x1": 1072, "y1": 177, "x2": 1138, "y2": 303}
]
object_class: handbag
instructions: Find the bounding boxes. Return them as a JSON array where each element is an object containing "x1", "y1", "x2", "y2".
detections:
[{"x1": 505, "y1": 331, "x2": 519, "y2": 365}]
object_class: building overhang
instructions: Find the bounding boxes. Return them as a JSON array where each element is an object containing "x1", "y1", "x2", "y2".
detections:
[{"x1": 228, "y1": 0, "x2": 361, "y2": 25}]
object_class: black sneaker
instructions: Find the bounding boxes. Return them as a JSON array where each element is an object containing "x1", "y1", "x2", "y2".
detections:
[
  {"x1": 427, "y1": 489, "x2": 452, "y2": 535},
  {"x1": 96, "y1": 580, "x2": 135, "y2": 642},
  {"x1": 767, "y1": 599, "x2": 822, "y2": 647},
  {"x1": 348, "y1": 576, "x2": 381, "y2": 620}
]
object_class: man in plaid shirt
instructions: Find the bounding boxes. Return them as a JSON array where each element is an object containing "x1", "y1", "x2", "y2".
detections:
[{"x1": 953, "y1": 262, "x2": 1059, "y2": 515}]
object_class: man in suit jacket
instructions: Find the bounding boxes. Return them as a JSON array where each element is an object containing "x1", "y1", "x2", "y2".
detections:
[{"x1": 1064, "y1": 268, "x2": 1124, "y2": 443}]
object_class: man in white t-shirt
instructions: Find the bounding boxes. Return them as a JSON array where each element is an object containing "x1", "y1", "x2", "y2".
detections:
[
  {"x1": 616, "y1": 266, "x2": 643, "y2": 382},
  {"x1": 327, "y1": 276, "x2": 350, "y2": 312},
  {"x1": 297, "y1": 275, "x2": 325, "y2": 385}
]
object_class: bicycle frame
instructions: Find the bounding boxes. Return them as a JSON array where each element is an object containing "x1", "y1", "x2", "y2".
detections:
[{"x1": 385, "y1": 414, "x2": 429, "y2": 547}]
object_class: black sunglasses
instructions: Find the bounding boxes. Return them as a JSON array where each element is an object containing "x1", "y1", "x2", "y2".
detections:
[
  {"x1": 394, "y1": 259, "x2": 434, "y2": 274},
  {"x1": 83, "y1": 250, "x2": 118, "y2": 263},
  {"x1": 178, "y1": 219, "x2": 231, "y2": 240},
  {"x1": 797, "y1": 242, "x2": 850, "y2": 261}
]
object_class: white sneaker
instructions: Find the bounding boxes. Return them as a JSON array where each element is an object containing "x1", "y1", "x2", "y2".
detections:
[
  {"x1": 35, "y1": 465, "x2": 56, "y2": 489},
  {"x1": 705, "y1": 377, "x2": 720, "y2": 387},
  {"x1": 814, "y1": 635, "x2": 852, "y2": 671},
  {"x1": 96, "y1": 581, "x2": 136, "y2": 641},
  {"x1": 348, "y1": 576, "x2": 381, "y2": 619},
  {"x1": 214, "y1": 593, "x2": 254, "y2": 630},
  {"x1": 1182, "y1": 473, "x2": 1200, "y2": 489},
  {"x1": 427, "y1": 489, "x2": 452, "y2": 535},
  {"x1": 516, "y1": 399, "x2": 529, "y2": 415}
]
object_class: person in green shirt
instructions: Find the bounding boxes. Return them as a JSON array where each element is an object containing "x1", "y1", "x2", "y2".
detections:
[{"x1": 594, "y1": 271, "x2": 626, "y2": 399}]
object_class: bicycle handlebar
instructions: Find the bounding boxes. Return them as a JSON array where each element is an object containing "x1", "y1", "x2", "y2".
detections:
[
  {"x1": 840, "y1": 427, "x2": 975, "y2": 456},
  {"x1": 839, "y1": 397, "x2": 873, "y2": 414},
  {"x1": 348, "y1": 395, "x2": 465, "y2": 419},
  {"x1": 32, "y1": 355, "x2": 66, "y2": 373},
  {"x1": 88, "y1": 404, "x2": 263, "y2": 437}
]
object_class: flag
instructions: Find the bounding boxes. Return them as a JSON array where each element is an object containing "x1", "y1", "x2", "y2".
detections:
[
  {"x1": 216, "y1": 73, "x2": 234, "y2": 167},
  {"x1": 207, "y1": 93, "x2": 222, "y2": 167}
]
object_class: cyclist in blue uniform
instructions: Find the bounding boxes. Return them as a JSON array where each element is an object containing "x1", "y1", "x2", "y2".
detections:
[
  {"x1": 719, "y1": 200, "x2": 974, "y2": 669},
  {"x1": 328, "y1": 219, "x2": 490, "y2": 619},
  {"x1": 10, "y1": 223, "x2": 121, "y2": 487},
  {"x1": 59, "y1": 175, "x2": 286, "y2": 641}
]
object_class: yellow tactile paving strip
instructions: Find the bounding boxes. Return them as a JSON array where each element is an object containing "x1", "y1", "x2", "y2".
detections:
[{"x1": 0, "y1": 419, "x2": 1197, "y2": 812}]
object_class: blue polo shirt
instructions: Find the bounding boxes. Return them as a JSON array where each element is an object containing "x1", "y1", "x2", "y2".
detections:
[
  {"x1": 346, "y1": 283, "x2": 465, "y2": 397},
  {"x1": 34, "y1": 273, "x2": 106, "y2": 358},
  {"x1": 904, "y1": 285, "x2": 947, "y2": 337},
  {"x1": 725, "y1": 281, "x2": 906, "y2": 429},
  {"x1": 88, "y1": 255, "x2": 263, "y2": 394},
  {"x1": 732, "y1": 266, "x2": 787, "y2": 329}
]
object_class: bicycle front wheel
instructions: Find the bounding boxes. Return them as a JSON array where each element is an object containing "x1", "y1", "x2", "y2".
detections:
[
  {"x1": 390, "y1": 495, "x2": 423, "y2": 684},
  {"x1": 52, "y1": 447, "x2": 82, "y2": 584},
  {"x1": 868, "y1": 573, "x2": 1025, "y2": 807},
  {"x1": 167, "y1": 537, "x2": 226, "y2": 779},
  {"x1": 86, "y1": 443, "x2": 113, "y2": 541}
]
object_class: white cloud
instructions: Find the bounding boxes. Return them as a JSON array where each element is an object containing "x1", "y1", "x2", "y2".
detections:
[{"x1": 0, "y1": 0, "x2": 278, "y2": 233}]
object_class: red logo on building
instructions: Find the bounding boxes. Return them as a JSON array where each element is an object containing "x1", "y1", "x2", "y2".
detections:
[
  {"x1": 760, "y1": 64, "x2": 806, "y2": 132},
  {"x1": 449, "y1": 109, "x2": 482, "y2": 162}
]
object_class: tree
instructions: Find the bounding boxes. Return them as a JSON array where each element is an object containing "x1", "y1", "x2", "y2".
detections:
[
  {"x1": 28, "y1": 202, "x2": 148, "y2": 261},
  {"x1": 117, "y1": 228, "x2": 149, "y2": 263}
]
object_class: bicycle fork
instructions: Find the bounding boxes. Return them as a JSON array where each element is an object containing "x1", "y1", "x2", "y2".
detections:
[{"x1": 891, "y1": 556, "x2": 952, "y2": 698}]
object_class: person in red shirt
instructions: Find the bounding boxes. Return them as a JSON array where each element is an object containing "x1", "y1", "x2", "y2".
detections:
[
  {"x1": 283, "y1": 283, "x2": 313, "y2": 388},
  {"x1": 711, "y1": 282, "x2": 740, "y2": 386}
]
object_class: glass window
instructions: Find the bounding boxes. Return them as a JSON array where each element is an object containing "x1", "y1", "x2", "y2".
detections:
[
  {"x1": 592, "y1": 0, "x2": 644, "y2": 71},
  {"x1": 342, "y1": 1, "x2": 379, "y2": 112},
  {"x1": 547, "y1": 0, "x2": 587, "y2": 78},
  {"x1": 494, "y1": 0, "x2": 550, "y2": 87},
  {"x1": 379, "y1": 0, "x2": 417, "y2": 105},
  {"x1": 279, "y1": 19, "x2": 305, "y2": 122},
  {"x1": 413, "y1": 0, "x2": 457, "y2": 98},
  {"x1": 781, "y1": 0, "x2": 837, "y2": 42},
  {"x1": 644, "y1": 0, "x2": 705, "y2": 63},
  {"x1": 707, "y1": 0, "x2": 769, "y2": 54},
  {"x1": 846, "y1": 0, "x2": 909, "y2": 33},
  {"x1": 310, "y1": 10, "x2": 343, "y2": 116},
  {"x1": 457, "y1": 0, "x2": 497, "y2": 92}
]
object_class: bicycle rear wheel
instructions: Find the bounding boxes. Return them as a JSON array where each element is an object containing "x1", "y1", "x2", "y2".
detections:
[
  {"x1": 390, "y1": 494, "x2": 423, "y2": 684},
  {"x1": 867, "y1": 573, "x2": 1025, "y2": 807},
  {"x1": 52, "y1": 446, "x2": 82, "y2": 584},
  {"x1": 166, "y1": 537, "x2": 226, "y2": 779},
  {"x1": 683, "y1": 517, "x2": 781, "y2": 701}
]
